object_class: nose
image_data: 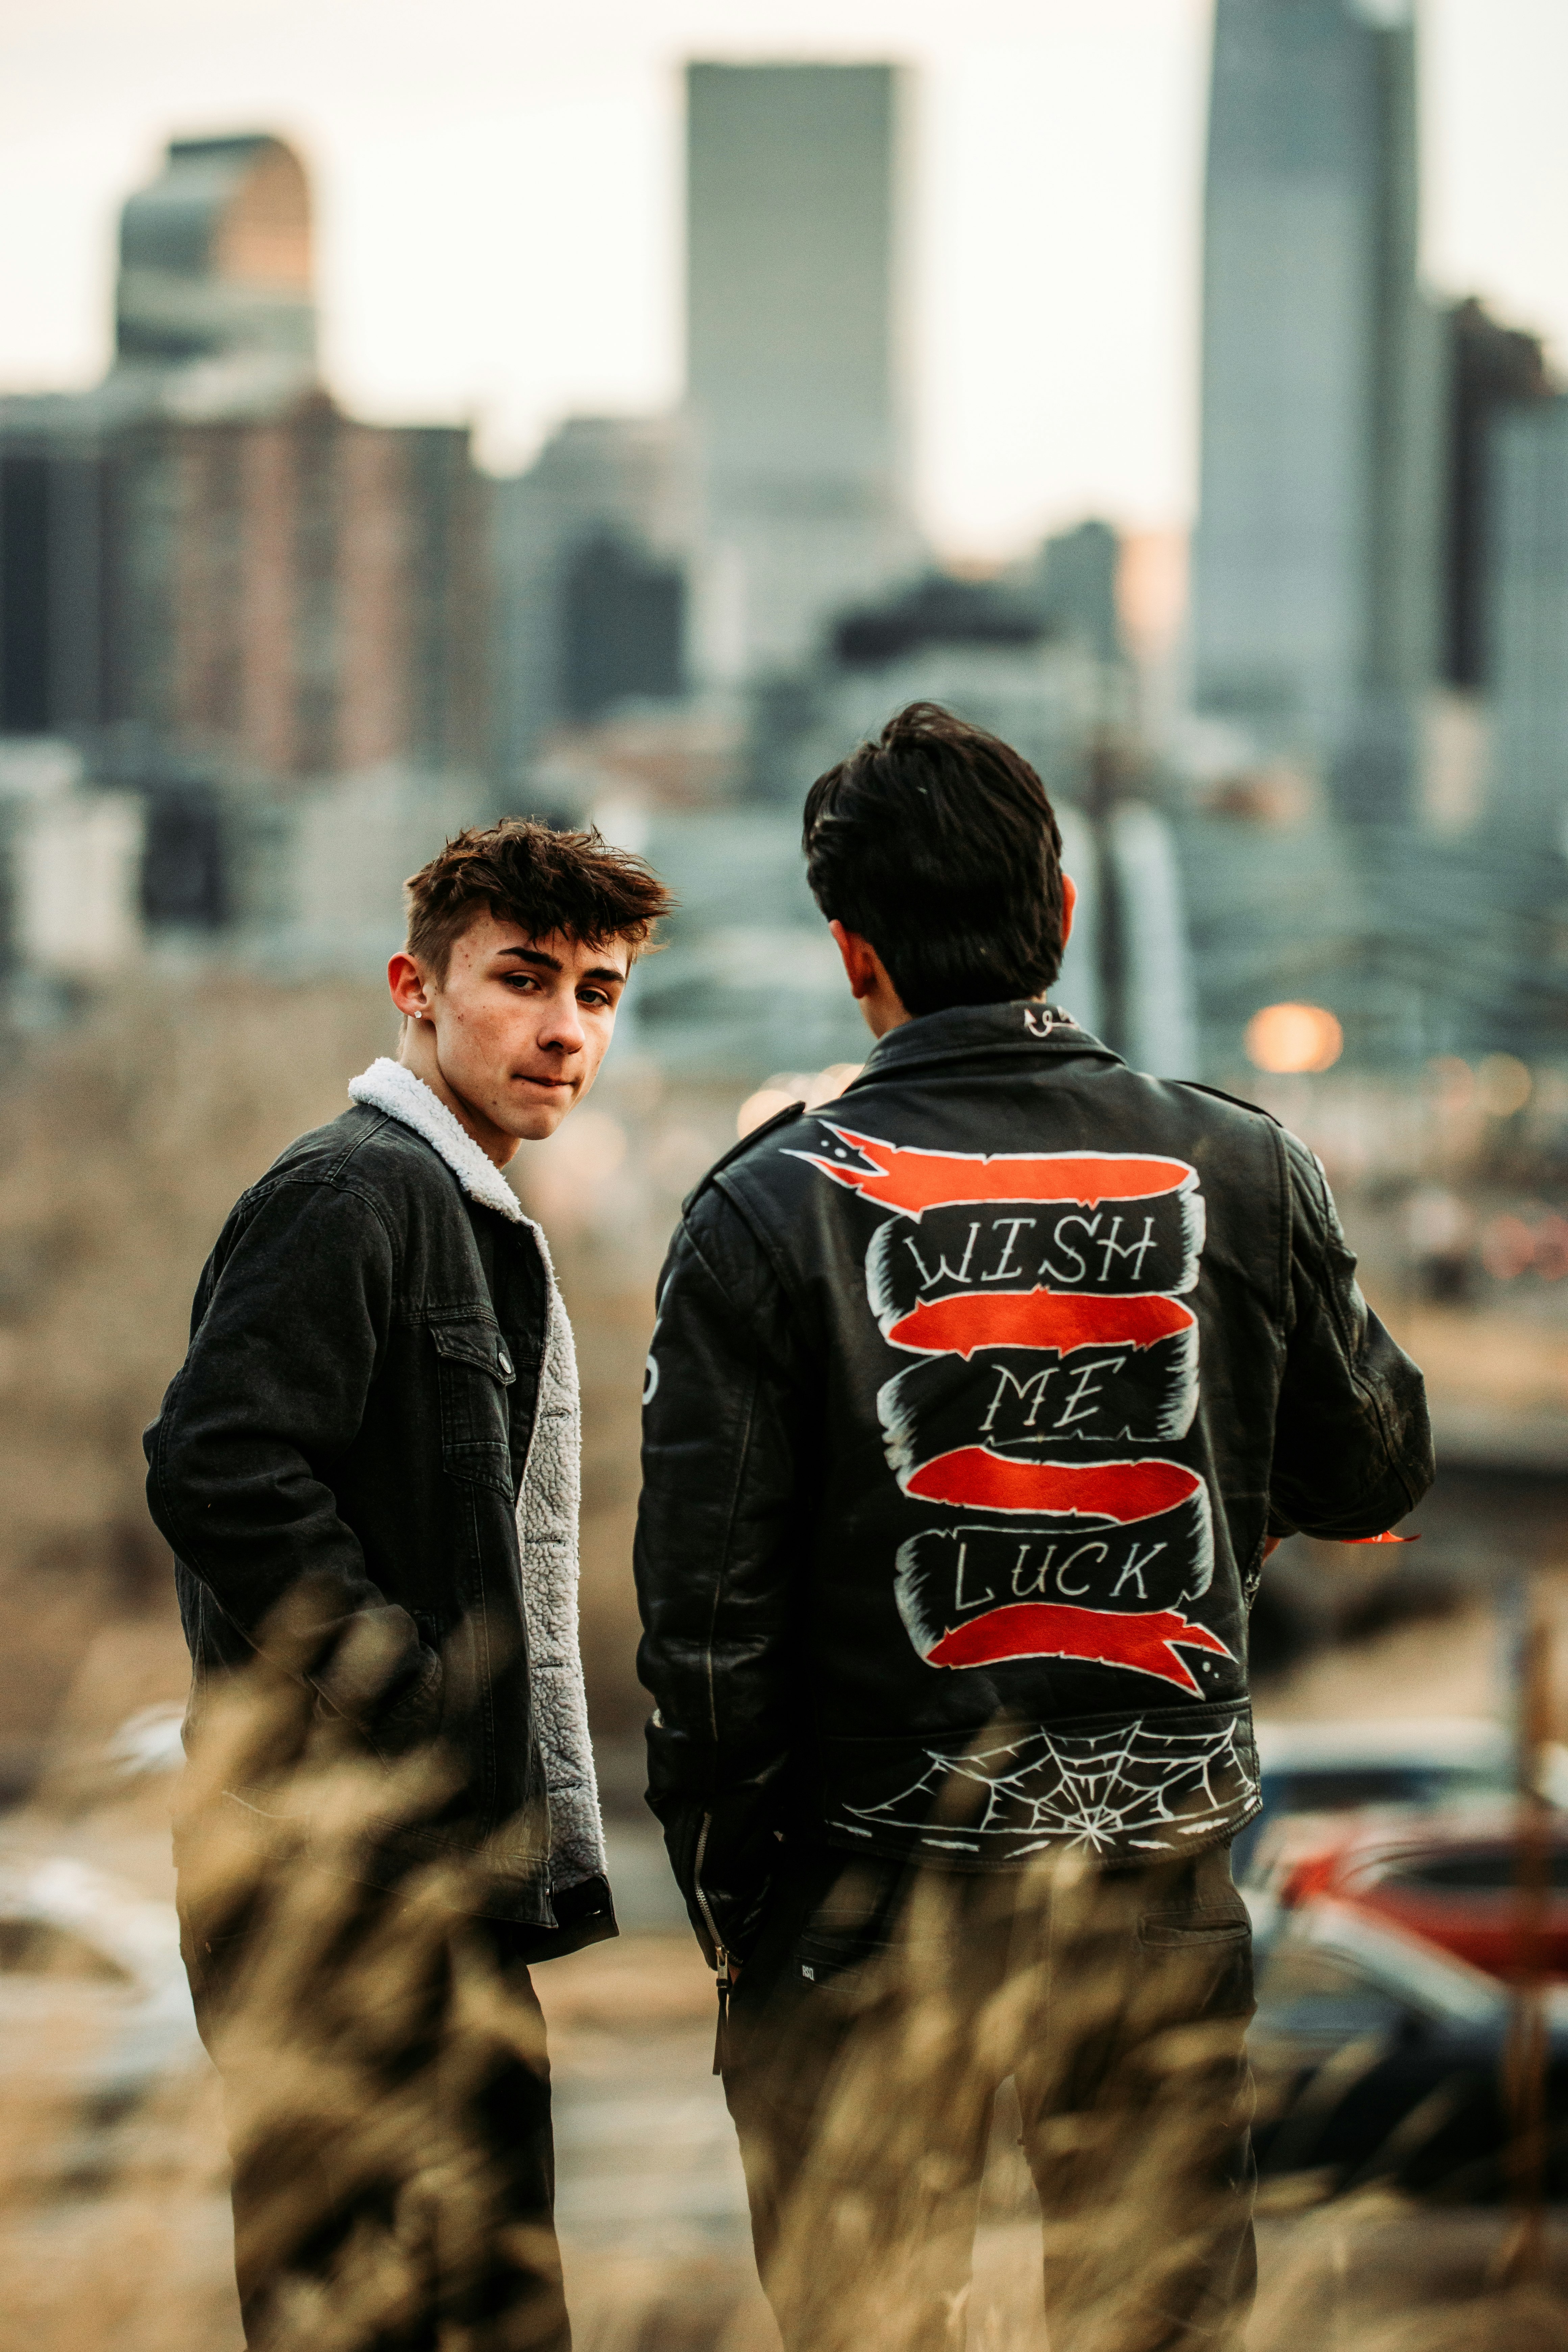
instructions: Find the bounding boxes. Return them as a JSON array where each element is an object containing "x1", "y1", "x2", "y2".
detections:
[{"x1": 539, "y1": 988, "x2": 585, "y2": 1056}]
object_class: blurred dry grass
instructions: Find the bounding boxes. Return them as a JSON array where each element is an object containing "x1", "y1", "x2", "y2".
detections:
[
  {"x1": 0, "y1": 2072, "x2": 239, "y2": 2352},
  {"x1": 3, "y1": 1773, "x2": 1568, "y2": 2352}
]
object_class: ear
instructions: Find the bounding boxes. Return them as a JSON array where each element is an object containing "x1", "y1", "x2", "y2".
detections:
[
  {"x1": 829, "y1": 920, "x2": 880, "y2": 1002},
  {"x1": 1060, "y1": 873, "x2": 1077, "y2": 951},
  {"x1": 388, "y1": 951, "x2": 432, "y2": 1021}
]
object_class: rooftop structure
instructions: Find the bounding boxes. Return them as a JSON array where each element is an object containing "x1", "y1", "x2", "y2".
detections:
[{"x1": 116, "y1": 133, "x2": 315, "y2": 381}]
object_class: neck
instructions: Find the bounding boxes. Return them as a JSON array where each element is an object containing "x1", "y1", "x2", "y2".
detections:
[
  {"x1": 397, "y1": 1026, "x2": 519, "y2": 1171},
  {"x1": 862, "y1": 994, "x2": 911, "y2": 1039}
]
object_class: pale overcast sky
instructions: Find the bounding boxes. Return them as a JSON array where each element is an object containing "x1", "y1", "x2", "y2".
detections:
[{"x1": 3, "y1": 0, "x2": 1566, "y2": 558}]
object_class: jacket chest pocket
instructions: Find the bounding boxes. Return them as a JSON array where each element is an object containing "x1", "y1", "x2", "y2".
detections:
[{"x1": 430, "y1": 1321, "x2": 517, "y2": 1493}]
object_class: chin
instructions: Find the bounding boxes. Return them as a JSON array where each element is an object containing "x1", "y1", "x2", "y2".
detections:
[{"x1": 509, "y1": 1098, "x2": 572, "y2": 1142}]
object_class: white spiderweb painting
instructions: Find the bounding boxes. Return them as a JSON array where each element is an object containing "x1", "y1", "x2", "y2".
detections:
[{"x1": 833, "y1": 1713, "x2": 1260, "y2": 1863}]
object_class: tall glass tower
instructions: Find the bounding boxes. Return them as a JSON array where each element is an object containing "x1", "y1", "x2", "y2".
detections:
[
  {"x1": 684, "y1": 63, "x2": 920, "y2": 683},
  {"x1": 1192, "y1": 0, "x2": 1441, "y2": 824}
]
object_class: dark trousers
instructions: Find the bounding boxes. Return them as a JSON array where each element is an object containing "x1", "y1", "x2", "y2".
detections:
[
  {"x1": 721, "y1": 1842, "x2": 1256, "y2": 2352},
  {"x1": 179, "y1": 1868, "x2": 569, "y2": 2352}
]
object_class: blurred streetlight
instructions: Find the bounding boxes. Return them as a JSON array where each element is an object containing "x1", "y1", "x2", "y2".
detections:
[
  {"x1": 1477, "y1": 1053, "x2": 1533, "y2": 1119},
  {"x1": 1427, "y1": 1055, "x2": 1475, "y2": 1111},
  {"x1": 1243, "y1": 1002, "x2": 1343, "y2": 1075},
  {"x1": 737, "y1": 1062, "x2": 862, "y2": 1138}
]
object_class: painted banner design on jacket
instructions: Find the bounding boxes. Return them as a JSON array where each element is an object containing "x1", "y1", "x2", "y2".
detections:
[
  {"x1": 793, "y1": 1124, "x2": 1230, "y2": 1694},
  {"x1": 793, "y1": 1130, "x2": 1196, "y2": 1221},
  {"x1": 892, "y1": 1518, "x2": 1222, "y2": 1694}
]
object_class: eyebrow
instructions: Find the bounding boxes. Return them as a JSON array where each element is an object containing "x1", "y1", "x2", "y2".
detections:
[{"x1": 496, "y1": 946, "x2": 627, "y2": 987}]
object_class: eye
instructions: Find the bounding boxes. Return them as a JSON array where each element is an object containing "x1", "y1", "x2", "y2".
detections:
[{"x1": 504, "y1": 972, "x2": 541, "y2": 992}]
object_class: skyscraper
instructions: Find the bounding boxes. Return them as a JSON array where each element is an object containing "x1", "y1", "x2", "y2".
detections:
[
  {"x1": 1487, "y1": 397, "x2": 1568, "y2": 855},
  {"x1": 684, "y1": 62, "x2": 919, "y2": 681},
  {"x1": 114, "y1": 132, "x2": 317, "y2": 386},
  {"x1": 1441, "y1": 297, "x2": 1552, "y2": 691},
  {"x1": 492, "y1": 415, "x2": 691, "y2": 783},
  {"x1": 1191, "y1": 0, "x2": 1442, "y2": 822}
]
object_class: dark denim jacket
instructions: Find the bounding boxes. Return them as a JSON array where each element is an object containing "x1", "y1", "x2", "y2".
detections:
[{"x1": 146, "y1": 1100, "x2": 612, "y2": 1943}]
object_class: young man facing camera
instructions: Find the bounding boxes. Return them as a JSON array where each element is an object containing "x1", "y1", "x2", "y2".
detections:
[
  {"x1": 147, "y1": 820, "x2": 668, "y2": 2351},
  {"x1": 636, "y1": 706, "x2": 1432, "y2": 2352}
]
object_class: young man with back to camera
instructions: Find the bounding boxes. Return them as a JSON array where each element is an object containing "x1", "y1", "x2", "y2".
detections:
[
  {"x1": 635, "y1": 704, "x2": 1433, "y2": 2352},
  {"x1": 146, "y1": 819, "x2": 669, "y2": 2351}
]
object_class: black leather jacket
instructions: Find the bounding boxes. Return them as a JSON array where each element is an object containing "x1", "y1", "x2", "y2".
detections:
[
  {"x1": 635, "y1": 1004, "x2": 1433, "y2": 1960},
  {"x1": 145, "y1": 1102, "x2": 612, "y2": 1945}
]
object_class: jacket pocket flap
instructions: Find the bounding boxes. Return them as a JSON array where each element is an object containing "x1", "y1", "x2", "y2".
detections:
[{"x1": 430, "y1": 1322, "x2": 517, "y2": 1382}]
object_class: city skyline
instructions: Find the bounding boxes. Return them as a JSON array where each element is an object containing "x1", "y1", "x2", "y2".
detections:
[{"x1": 2, "y1": 0, "x2": 1567, "y2": 559}]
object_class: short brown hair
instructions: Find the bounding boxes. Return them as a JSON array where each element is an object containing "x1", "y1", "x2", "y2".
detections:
[{"x1": 404, "y1": 818, "x2": 671, "y2": 982}]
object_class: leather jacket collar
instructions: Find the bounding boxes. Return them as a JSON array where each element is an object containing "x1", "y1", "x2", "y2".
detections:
[{"x1": 853, "y1": 1001, "x2": 1124, "y2": 1089}]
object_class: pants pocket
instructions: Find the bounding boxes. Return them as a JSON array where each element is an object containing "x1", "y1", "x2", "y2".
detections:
[
  {"x1": 1137, "y1": 1904, "x2": 1254, "y2": 2023},
  {"x1": 790, "y1": 1924, "x2": 901, "y2": 1992}
]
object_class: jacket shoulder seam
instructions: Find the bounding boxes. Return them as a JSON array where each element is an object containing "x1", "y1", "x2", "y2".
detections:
[
  {"x1": 1173, "y1": 1079, "x2": 1284, "y2": 1128},
  {"x1": 1287, "y1": 1145, "x2": 1411, "y2": 1515},
  {"x1": 707, "y1": 1174, "x2": 813, "y2": 1333},
  {"x1": 682, "y1": 1101, "x2": 806, "y2": 1213},
  {"x1": 679, "y1": 1201, "x2": 805, "y2": 1376},
  {"x1": 247, "y1": 1167, "x2": 400, "y2": 1254},
  {"x1": 675, "y1": 1220, "x2": 768, "y2": 1758},
  {"x1": 1274, "y1": 1121, "x2": 1291, "y2": 1333}
]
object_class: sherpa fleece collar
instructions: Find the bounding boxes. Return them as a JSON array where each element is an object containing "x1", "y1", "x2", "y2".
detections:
[
  {"x1": 344, "y1": 1052, "x2": 609, "y2": 1899},
  {"x1": 348, "y1": 1057, "x2": 525, "y2": 1223}
]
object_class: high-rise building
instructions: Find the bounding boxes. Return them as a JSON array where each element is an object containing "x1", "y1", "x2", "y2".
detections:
[
  {"x1": 1191, "y1": 0, "x2": 1442, "y2": 822},
  {"x1": 1442, "y1": 297, "x2": 1553, "y2": 691},
  {"x1": 1487, "y1": 397, "x2": 1568, "y2": 854},
  {"x1": 0, "y1": 134, "x2": 493, "y2": 937},
  {"x1": 492, "y1": 415, "x2": 691, "y2": 786},
  {"x1": 684, "y1": 62, "x2": 920, "y2": 682},
  {"x1": 114, "y1": 132, "x2": 317, "y2": 389},
  {"x1": 1024, "y1": 520, "x2": 1124, "y2": 666}
]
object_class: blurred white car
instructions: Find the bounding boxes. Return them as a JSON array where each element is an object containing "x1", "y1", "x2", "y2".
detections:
[{"x1": 0, "y1": 1856, "x2": 203, "y2": 2186}]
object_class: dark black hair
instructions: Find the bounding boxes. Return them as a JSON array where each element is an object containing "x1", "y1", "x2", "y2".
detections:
[{"x1": 801, "y1": 702, "x2": 1066, "y2": 1017}]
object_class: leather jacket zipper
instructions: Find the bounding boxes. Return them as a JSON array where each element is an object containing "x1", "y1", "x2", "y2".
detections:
[{"x1": 694, "y1": 1813, "x2": 731, "y2": 2076}]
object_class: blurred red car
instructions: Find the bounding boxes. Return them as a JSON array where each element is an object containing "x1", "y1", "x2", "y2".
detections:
[{"x1": 1265, "y1": 1804, "x2": 1568, "y2": 1982}]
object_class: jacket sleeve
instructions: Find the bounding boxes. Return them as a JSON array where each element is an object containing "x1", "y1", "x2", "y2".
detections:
[
  {"x1": 144, "y1": 1176, "x2": 440, "y2": 1756},
  {"x1": 1268, "y1": 1133, "x2": 1434, "y2": 1540},
  {"x1": 634, "y1": 1180, "x2": 809, "y2": 1963}
]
